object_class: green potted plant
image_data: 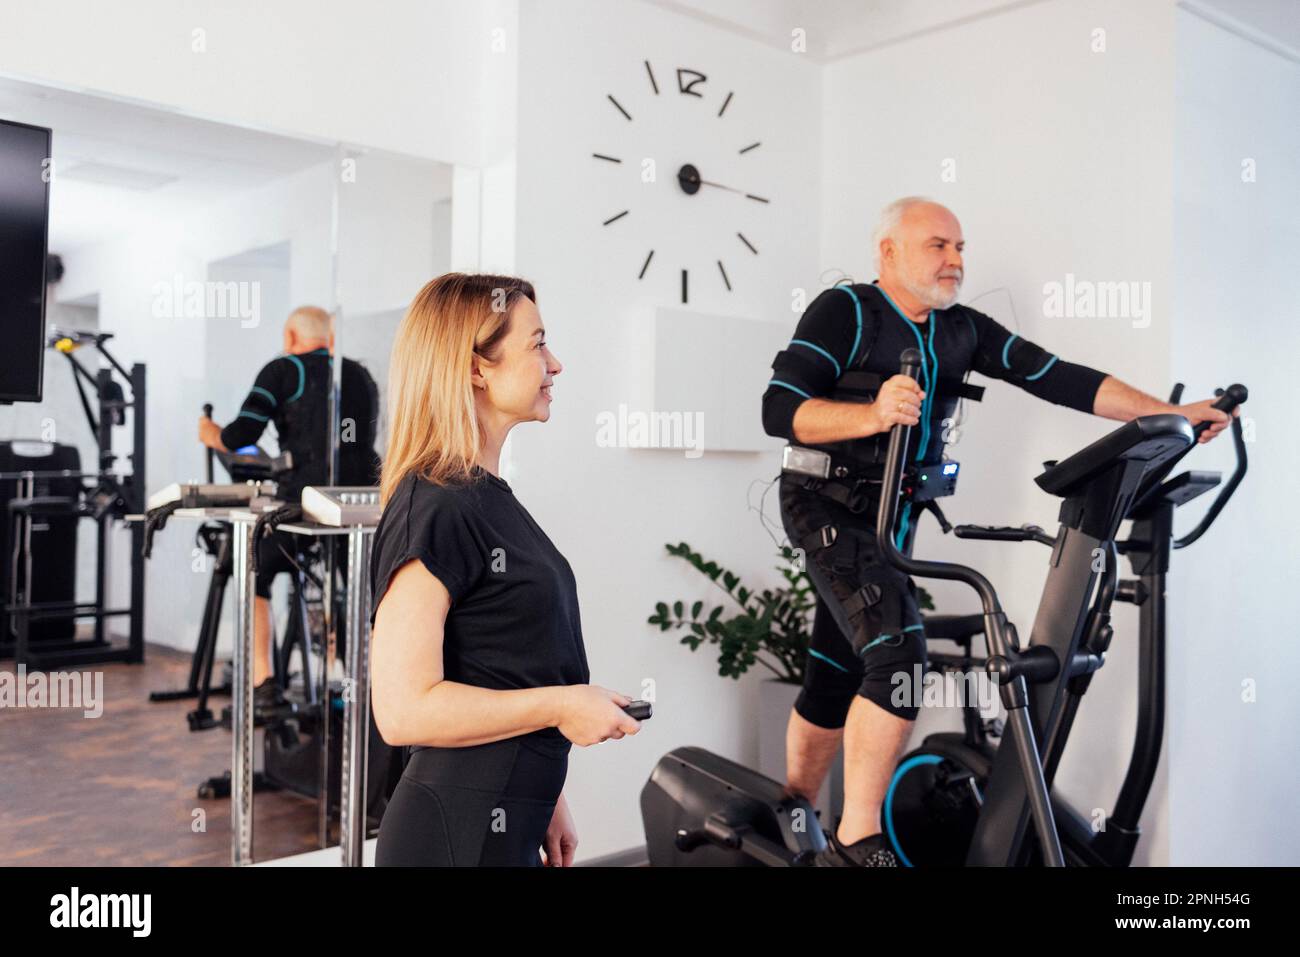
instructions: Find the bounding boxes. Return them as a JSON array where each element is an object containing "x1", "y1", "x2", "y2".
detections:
[
  {"x1": 648, "y1": 539, "x2": 933, "y2": 821},
  {"x1": 648, "y1": 540, "x2": 933, "y2": 682}
]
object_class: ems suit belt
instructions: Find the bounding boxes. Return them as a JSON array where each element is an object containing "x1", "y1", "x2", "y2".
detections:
[
  {"x1": 787, "y1": 465, "x2": 884, "y2": 514},
  {"x1": 781, "y1": 444, "x2": 959, "y2": 539}
]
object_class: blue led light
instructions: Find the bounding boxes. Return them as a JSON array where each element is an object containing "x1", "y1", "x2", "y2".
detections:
[{"x1": 943, "y1": 463, "x2": 958, "y2": 475}]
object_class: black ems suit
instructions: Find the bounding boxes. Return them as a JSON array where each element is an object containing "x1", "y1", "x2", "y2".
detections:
[
  {"x1": 220, "y1": 347, "x2": 381, "y2": 598},
  {"x1": 761, "y1": 282, "x2": 1107, "y2": 725}
]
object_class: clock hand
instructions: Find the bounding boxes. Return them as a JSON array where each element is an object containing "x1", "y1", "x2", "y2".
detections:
[
  {"x1": 698, "y1": 178, "x2": 744, "y2": 194},
  {"x1": 675, "y1": 163, "x2": 769, "y2": 203}
]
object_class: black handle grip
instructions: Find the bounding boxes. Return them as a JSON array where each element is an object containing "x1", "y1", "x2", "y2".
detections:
[
  {"x1": 1192, "y1": 383, "x2": 1247, "y2": 439},
  {"x1": 954, "y1": 525, "x2": 1033, "y2": 542},
  {"x1": 202, "y1": 402, "x2": 215, "y2": 484},
  {"x1": 898, "y1": 347, "x2": 923, "y2": 383},
  {"x1": 875, "y1": 348, "x2": 923, "y2": 548}
]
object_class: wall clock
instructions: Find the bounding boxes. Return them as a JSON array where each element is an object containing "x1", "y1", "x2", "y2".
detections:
[{"x1": 592, "y1": 60, "x2": 768, "y2": 305}]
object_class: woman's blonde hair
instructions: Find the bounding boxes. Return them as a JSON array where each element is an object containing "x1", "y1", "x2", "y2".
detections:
[{"x1": 379, "y1": 273, "x2": 537, "y2": 505}]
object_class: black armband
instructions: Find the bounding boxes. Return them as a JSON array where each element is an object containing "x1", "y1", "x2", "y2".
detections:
[
  {"x1": 762, "y1": 382, "x2": 809, "y2": 442},
  {"x1": 1020, "y1": 358, "x2": 1108, "y2": 414}
]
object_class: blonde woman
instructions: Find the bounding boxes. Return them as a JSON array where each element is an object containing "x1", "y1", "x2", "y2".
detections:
[{"x1": 369, "y1": 273, "x2": 640, "y2": 867}]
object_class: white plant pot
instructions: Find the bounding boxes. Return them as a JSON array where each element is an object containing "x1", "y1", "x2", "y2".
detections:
[{"x1": 756, "y1": 678, "x2": 843, "y2": 827}]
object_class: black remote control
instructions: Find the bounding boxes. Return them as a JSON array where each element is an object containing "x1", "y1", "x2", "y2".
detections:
[{"x1": 622, "y1": 700, "x2": 653, "y2": 721}]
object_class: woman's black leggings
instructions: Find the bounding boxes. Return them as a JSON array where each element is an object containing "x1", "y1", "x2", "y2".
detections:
[{"x1": 375, "y1": 737, "x2": 567, "y2": 867}]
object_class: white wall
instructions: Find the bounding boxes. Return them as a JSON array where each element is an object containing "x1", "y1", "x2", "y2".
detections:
[
  {"x1": 1167, "y1": 5, "x2": 1300, "y2": 866},
  {"x1": 820, "y1": 0, "x2": 1180, "y2": 864},
  {"x1": 511, "y1": 0, "x2": 822, "y2": 858}
]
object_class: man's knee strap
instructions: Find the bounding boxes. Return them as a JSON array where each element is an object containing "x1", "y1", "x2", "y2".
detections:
[{"x1": 856, "y1": 628, "x2": 926, "y2": 721}]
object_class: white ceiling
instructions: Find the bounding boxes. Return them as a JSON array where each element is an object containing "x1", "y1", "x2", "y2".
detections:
[
  {"x1": 646, "y1": 0, "x2": 1047, "y2": 61},
  {"x1": 646, "y1": 0, "x2": 1300, "y2": 61},
  {"x1": 1189, "y1": 0, "x2": 1300, "y2": 58},
  {"x1": 0, "y1": 77, "x2": 336, "y2": 253}
]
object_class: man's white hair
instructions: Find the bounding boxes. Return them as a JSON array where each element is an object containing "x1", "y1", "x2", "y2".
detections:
[
  {"x1": 871, "y1": 196, "x2": 937, "y2": 276},
  {"x1": 286, "y1": 305, "x2": 332, "y2": 341}
]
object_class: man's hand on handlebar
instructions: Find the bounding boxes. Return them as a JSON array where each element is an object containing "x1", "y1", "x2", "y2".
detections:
[
  {"x1": 867, "y1": 374, "x2": 926, "y2": 435},
  {"x1": 198, "y1": 416, "x2": 229, "y2": 453},
  {"x1": 1173, "y1": 398, "x2": 1238, "y2": 444}
]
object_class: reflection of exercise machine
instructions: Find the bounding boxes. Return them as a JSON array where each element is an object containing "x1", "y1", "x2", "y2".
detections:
[
  {"x1": 145, "y1": 403, "x2": 290, "y2": 729},
  {"x1": 1, "y1": 329, "x2": 145, "y2": 668},
  {"x1": 218, "y1": 484, "x2": 397, "y2": 863},
  {"x1": 641, "y1": 349, "x2": 1247, "y2": 867}
]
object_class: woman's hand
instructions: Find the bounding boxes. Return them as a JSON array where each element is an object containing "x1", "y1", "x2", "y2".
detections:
[
  {"x1": 542, "y1": 792, "x2": 578, "y2": 867},
  {"x1": 555, "y1": 685, "x2": 641, "y2": 746}
]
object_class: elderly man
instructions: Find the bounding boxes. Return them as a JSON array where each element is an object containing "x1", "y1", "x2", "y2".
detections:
[
  {"x1": 761, "y1": 197, "x2": 1232, "y2": 866},
  {"x1": 199, "y1": 305, "x2": 380, "y2": 708}
]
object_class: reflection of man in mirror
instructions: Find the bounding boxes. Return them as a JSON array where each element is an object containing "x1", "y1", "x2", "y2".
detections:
[{"x1": 198, "y1": 305, "x2": 380, "y2": 703}]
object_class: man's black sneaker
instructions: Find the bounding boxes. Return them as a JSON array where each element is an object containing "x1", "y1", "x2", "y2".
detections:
[
  {"x1": 254, "y1": 677, "x2": 285, "y2": 708},
  {"x1": 814, "y1": 829, "x2": 900, "y2": 867}
]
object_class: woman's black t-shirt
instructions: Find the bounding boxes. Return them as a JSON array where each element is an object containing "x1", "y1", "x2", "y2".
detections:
[{"x1": 368, "y1": 467, "x2": 590, "y2": 757}]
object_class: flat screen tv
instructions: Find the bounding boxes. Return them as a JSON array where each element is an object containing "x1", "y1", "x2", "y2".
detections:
[{"x1": 0, "y1": 119, "x2": 52, "y2": 403}]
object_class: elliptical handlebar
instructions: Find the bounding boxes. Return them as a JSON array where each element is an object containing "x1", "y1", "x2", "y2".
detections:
[
  {"x1": 876, "y1": 349, "x2": 1003, "y2": 614},
  {"x1": 1174, "y1": 383, "x2": 1248, "y2": 549},
  {"x1": 1192, "y1": 383, "x2": 1248, "y2": 439},
  {"x1": 202, "y1": 403, "x2": 215, "y2": 485}
]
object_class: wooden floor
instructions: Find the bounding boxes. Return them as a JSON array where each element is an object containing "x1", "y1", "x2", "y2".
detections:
[{"x1": 0, "y1": 643, "x2": 327, "y2": 866}]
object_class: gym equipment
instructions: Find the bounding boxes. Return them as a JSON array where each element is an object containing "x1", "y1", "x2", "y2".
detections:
[
  {"x1": 300, "y1": 485, "x2": 381, "y2": 526},
  {"x1": 1, "y1": 330, "x2": 145, "y2": 668},
  {"x1": 885, "y1": 379, "x2": 1248, "y2": 866},
  {"x1": 642, "y1": 746, "x2": 828, "y2": 865},
  {"x1": 146, "y1": 405, "x2": 287, "y2": 727},
  {"x1": 1, "y1": 440, "x2": 80, "y2": 644},
  {"x1": 641, "y1": 348, "x2": 1246, "y2": 867},
  {"x1": 266, "y1": 485, "x2": 386, "y2": 866}
]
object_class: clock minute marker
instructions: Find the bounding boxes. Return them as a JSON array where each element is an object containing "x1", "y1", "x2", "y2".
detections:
[
  {"x1": 603, "y1": 210, "x2": 629, "y2": 226},
  {"x1": 739, "y1": 141, "x2": 761, "y2": 154},
  {"x1": 638, "y1": 250, "x2": 654, "y2": 279},
  {"x1": 745, "y1": 194, "x2": 770, "y2": 204},
  {"x1": 681, "y1": 269, "x2": 689, "y2": 304},
  {"x1": 592, "y1": 153, "x2": 622, "y2": 163},
  {"x1": 607, "y1": 94, "x2": 632, "y2": 121},
  {"x1": 718, "y1": 91, "x2": 733, "y2": 117},
  {"x1": 737, "y1": 232, "x2": 758, "y2": 255},
  {"x1": 718, "y1": 260, "x2": 731, "y2": 291},
  {"x1": 644, "y1": 60, "x2": 659, "y2": 95}
]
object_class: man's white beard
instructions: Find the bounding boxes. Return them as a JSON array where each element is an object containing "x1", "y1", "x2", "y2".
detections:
[{"x1": 903, "y1": 272, "x2": 962, "y2": 310}]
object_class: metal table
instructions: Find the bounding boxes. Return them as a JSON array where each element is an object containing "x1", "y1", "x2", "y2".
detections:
[
  {"x1": 274, "y1": 520, "x2": 375, "y2": 867},
  {"x1": 127, "y1": 503, "x2": 277, "y2": 867},
  {"x1": 131, "y1": 501, "x2": 374, "y2": 866}
]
